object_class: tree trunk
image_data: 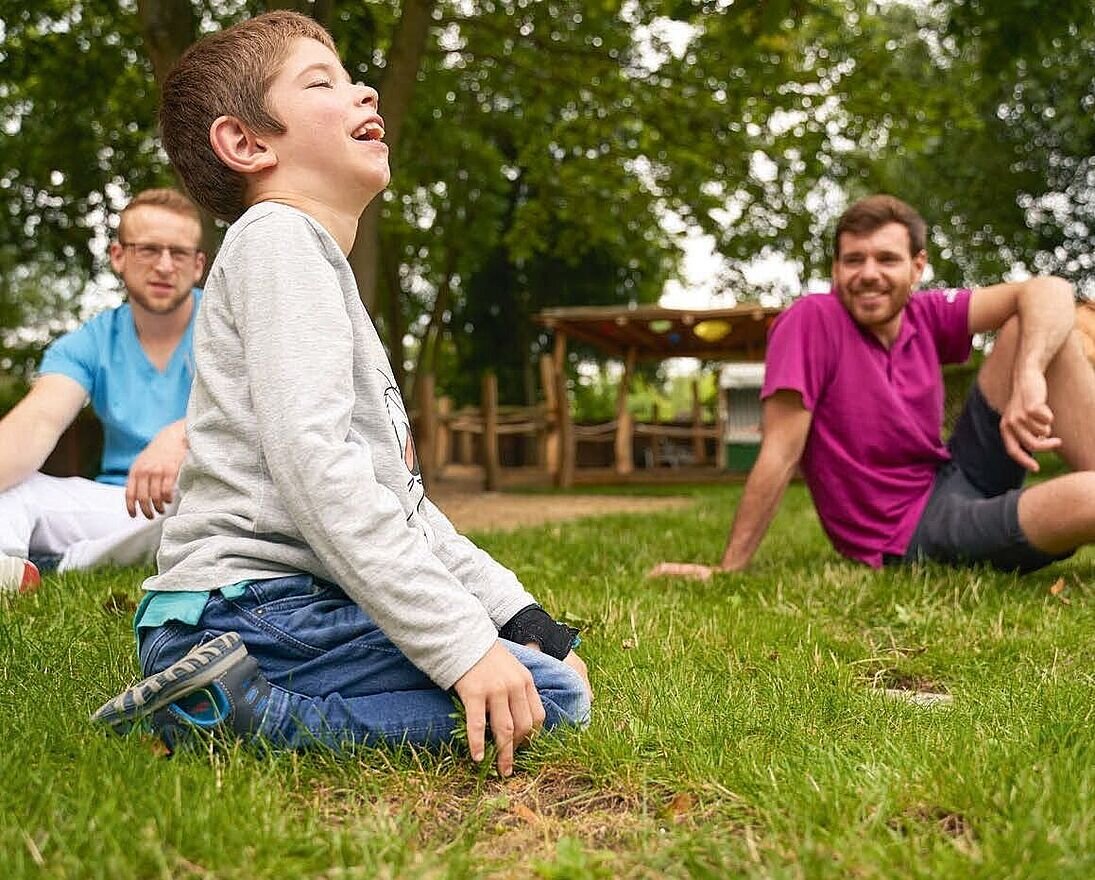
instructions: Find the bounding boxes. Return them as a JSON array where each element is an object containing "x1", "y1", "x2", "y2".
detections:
[
  {"x1": 380, "y1": 235, "x2": 406, "y2": 393},
  {"x1": 409, "y1": 279, "x2": 448, "y2": 405},
  {"x1": 136, "y1": 0, "x2": 197, "y2": 88},
  {"x1": 410, "y1": 252, "x2": 457, "y2": 408},
  {"x1": 482, "y1": 372, "x2": 501, "y2": 491},
  {"x1": 135, "y1": 1, "x2": 221, "y2": 261},
  {"x1": 347, "y1": 0, "x2": 436, "y2": 315}
]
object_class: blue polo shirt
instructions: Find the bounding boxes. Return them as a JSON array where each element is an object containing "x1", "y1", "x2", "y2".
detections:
[{"x1": 38, "y1": 291, "x2": 201, "y2": 484}]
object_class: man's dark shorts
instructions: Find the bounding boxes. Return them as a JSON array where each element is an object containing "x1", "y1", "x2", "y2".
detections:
[{"x1": 889, "y1": 383, "x2": 1071, "y2": 573}]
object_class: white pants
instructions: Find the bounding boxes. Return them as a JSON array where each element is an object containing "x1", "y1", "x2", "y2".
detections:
[{"x1": 0, "y1": 473, "x2": 174, "y2": 572}]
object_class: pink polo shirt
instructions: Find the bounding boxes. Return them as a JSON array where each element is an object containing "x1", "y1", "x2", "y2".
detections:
[{"x1": 762, "y1": 289, "x2": 973, "y2": 567}]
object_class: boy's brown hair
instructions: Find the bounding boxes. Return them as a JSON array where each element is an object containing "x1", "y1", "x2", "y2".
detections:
[
  {"x1": 833, "y1": 194, "x2": 927, "y2": 258},
  {"x1": 117, "y1": 188, "x2": 201, "y2": 240},
  {"x1": 159, "y1": 11, "x2": 337, "y2": 222}
]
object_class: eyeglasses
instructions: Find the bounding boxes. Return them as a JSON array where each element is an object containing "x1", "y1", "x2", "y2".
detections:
[{"x1": 119, "y1": 241, "x2": 201, "y2": 265}]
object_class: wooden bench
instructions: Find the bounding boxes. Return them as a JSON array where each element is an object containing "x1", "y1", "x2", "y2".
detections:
[{"x1": 40, "y1": 409, "x2": 103, "y2": 480}]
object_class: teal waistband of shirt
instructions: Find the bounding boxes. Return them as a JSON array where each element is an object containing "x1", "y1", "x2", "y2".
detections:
[{"x1": 133, "y1": 583, "x2": 251, "y2": 644}]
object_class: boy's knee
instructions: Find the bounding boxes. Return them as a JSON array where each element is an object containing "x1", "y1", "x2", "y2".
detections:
[{"x1": 539, "y1": 661, "x2": 591, "y2": 729}]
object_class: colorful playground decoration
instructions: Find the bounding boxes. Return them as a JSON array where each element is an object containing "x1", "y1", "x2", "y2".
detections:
[{"x1": 692, "y1": 319, "x2": 732, "y2": 342}]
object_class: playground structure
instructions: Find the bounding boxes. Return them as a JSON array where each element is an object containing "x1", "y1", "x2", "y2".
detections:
[{"x1": 410, "y1": 304, "x2": 783, "y2": 489}]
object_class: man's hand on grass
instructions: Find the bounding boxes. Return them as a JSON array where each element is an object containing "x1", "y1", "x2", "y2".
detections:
[
  {"x1": 647, "y1": 561, "x2": 718, "y2": 581},
  {"x1": 453, "y1": 640, "x2": 545, "y2": 777}
]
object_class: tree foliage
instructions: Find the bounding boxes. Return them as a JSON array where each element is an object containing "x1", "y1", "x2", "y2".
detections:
[{"x1": 1, "y1": 0, "x2": 1090, "y2": 399}]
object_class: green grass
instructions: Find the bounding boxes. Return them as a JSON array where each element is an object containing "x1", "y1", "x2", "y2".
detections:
[{"x1": 2, "y1": 483, "x2": 1092, "y2": 878}]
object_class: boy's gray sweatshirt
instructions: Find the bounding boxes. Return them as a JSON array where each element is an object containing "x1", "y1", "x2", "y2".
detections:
[{"x1": 145, "y1": 203, "x2": 537, "y2": 690}]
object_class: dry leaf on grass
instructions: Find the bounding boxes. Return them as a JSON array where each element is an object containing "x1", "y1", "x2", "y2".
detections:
[
  {"x1": 665, "y1": 792, "x2": 694, "y2": 822},
  {"x1": 510, "y1": 802, "x2": 541, "y2": 825},
  {"x1": 1049, "y1": 578, "x2": 1071, "y2": 605},
  {"x1": 147, "y1": 737, "x2": 172, "y2": 758}
]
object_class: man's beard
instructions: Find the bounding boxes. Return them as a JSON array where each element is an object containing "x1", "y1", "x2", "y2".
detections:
[
  {"x1": 128, "y1": 286, "x2": 192, "y2": 315},
  {"x1": 847, "y1": 283, "x2": 906, "y2": 326}
]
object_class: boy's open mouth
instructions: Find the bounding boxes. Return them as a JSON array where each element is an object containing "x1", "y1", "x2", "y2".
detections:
[{"x1": 352, "y1": 121, "x2": 385, "y2": 142}]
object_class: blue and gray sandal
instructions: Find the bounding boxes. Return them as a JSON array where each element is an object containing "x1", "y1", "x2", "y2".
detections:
[{"x1": 91, "y1": 632, "x2": 270, "y2": 742}]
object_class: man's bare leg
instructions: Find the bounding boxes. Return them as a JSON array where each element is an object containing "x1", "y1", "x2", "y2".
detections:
[
  {"x1": 1016, "y1": 472, "x2": 1095, "y2": 554},
  {"x1": 976, "y1": 316, "x2": 1095, "y2": 554},
  {"x1": 977, "y1": 316, "x2": 1095, "y2": 469}
]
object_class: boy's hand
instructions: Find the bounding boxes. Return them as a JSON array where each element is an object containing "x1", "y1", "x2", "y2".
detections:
[{"x1": 453, "y1": 641, "x2": 545, "y2": 777}]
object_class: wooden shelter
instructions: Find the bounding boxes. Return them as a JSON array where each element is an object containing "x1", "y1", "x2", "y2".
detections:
[{"x1": 535, "y1": 304, "x2": 783, "y2": 487}]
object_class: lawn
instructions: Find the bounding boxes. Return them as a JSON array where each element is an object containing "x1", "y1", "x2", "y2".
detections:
[{"x1": 1, "y1": 483, "x2": 1092, "y2": 878}]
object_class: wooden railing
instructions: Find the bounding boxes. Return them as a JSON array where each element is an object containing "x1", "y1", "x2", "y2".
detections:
[{"x1": 413, "y1": 369, "x2": 725, "y2": 490}]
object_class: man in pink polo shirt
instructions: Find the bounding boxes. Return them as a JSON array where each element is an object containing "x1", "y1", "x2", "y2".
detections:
[{"x1": 652, "y1": 194, "x2": 1095, "y2": 577}]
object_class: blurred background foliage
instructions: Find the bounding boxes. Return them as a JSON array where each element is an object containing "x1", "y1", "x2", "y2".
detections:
[{"x1": 0, "y1": 0, "x2": 1091, "y2": 412}]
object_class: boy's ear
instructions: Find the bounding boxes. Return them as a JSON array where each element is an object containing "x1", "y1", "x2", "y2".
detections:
[{"x1": 209, "y1": 115, "x2": 278, "y2": 174}]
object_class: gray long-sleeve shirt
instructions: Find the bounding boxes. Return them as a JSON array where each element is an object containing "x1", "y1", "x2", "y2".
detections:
[{"x1": 145, "y1": 202, "x2": 536, "y2": 689}]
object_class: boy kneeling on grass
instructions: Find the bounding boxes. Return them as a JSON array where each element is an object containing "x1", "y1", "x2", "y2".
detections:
[{"x1": 92, "y1": 11, "x2": 591, "y2": 775}]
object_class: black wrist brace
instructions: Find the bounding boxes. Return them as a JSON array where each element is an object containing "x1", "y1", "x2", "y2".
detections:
[{"x1": 499, "y1": 604, "x2": 579, "y2": 660}]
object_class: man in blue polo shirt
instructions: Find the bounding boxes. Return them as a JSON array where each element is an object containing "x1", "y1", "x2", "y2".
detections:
[{"x1": 0, "y1": 189, "x2": 204, "y2": 592}]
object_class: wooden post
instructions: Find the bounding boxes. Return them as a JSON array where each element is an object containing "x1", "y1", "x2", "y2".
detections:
[
  {"x1": 691, "y1": 377, "x2": 706, "y2": 465},
  {"x1": 539, "y1": 353, "x2": 559, "y2": 475},
  {"x1": 455, "y1": 412, "x2": 473, "y2": 465},
  {"x1": 456, "y1": 429, "x2": 472, "y2": 465},
  {"x1": 646, "y1": 399, "x2": 662, "y2": 468},
  {"x1": 553, "y1": 333, "x2": 574, "y2": 488},
  {"x1": 436, "y1": 396, "x2": 452, "y2": 474},
  {"x1": 614, "y1": 348, "x2": 636, "y2": 475},
  {"x1": 418, "y1": 373, "x2": 436, "y2": 488},
  {"x1": 482, "y1": 372, "x2": 501, "y2": 491},
  {"x1": 715, "y1": 388, "x2": 728, "y2": 470}
]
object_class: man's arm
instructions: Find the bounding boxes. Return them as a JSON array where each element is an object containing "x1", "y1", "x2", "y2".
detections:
[
  {"x1": 649, "y1": 391, "x2": 811, "y2": 580},
  {"x1": 125, "y1": 417, "x2": 188, "y2": 519},
  {"x1": 968, "y1": 276, "x2": 1076, "y2": 469},
  {"x1": 719, "y1": 392, "x2": 812, "y2": 570},
  {"x1": 0, "y1": 374, "x2": 88, "y2": 493}
]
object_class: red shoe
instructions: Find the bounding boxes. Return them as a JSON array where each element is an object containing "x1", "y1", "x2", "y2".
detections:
[{"x1": 0, "y1": 555, "x2": 40, "y2": 594}]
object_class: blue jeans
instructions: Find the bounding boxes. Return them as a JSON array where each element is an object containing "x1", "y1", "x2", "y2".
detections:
[{"x1": 138, "y1": 574, "x2": 591, "y2": 750}]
